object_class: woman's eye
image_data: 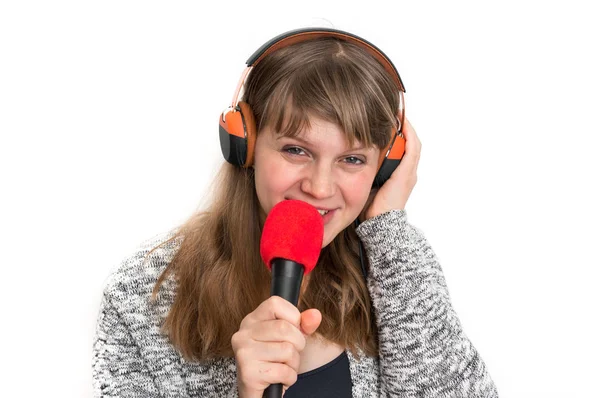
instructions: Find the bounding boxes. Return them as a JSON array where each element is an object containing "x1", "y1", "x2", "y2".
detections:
[
  {"x1": 344, "y1": 156, "x2": 364, "y2": 165},
  {"x1": 283, "y1": 146, "x2": 306, "y2": 156}
]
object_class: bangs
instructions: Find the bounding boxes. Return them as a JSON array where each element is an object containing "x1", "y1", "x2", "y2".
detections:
[{"x1": 256, "y1": 48, "x2": 397, "y2": 150}]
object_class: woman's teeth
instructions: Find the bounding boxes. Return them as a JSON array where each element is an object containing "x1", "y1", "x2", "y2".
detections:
[{"x1": 318, "y1": 209, "x2": 330, "y2": 216}]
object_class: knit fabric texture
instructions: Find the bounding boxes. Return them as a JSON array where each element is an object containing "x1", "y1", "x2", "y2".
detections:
[{"x1": 92, "y1": 209, "x2": 499, "y2": 397}]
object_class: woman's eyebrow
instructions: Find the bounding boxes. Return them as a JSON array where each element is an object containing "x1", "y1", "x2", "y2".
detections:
[
  {"x1": 276, "y1": 135, "x2": 309, "y2": 144},
  {"x1": 276, "y1": 135, "x2": 368, "y2": 151}
]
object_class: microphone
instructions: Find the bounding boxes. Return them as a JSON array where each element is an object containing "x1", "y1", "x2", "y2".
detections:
[{"x1": 259, "y1": 200, "x2": 324, "y2": 398}]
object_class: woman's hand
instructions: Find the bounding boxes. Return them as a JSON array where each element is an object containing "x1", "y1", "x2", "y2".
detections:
[
  {"x1": 231, "y1": 296, "x2": 322, "y2": 398},
  {"x1": 365, "y1": 117, "x2": 421, "y2": 220}
]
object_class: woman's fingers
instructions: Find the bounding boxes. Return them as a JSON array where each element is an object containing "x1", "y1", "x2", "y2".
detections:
[
  {"x1": 250, "y1": 319, "x2": 307, "y2": 352},
  {"x1": 240, "y1": 296, "x2": 301, "y2": 329},
  {"x1": 397, "y1": 117, "x2": 421, "y2": 174},
  {"x1": 365, "y1": 117, "x2": 421, "y2": 219},
  {"x1": 300, "y1": 309, "x2": 322, "y2": 336},
  {"x1": 237, "y1": 361, "x2": 299, "y2": 394},
  {"x1": 237, "y1": 340, "x2": 301, "y2": 371},
  {"x1": 233, "y1": 297, "x2": 321, "y2": 396}
]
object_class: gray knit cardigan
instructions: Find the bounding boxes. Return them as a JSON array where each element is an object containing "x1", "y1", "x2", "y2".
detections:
[{"x1": 92, "y1": 209, "x2": 498, "y2": 397}]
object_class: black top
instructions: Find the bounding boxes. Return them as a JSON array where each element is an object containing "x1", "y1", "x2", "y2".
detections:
[{"x1": 283, "y1": 351, "x2": 353, "y2": 397}]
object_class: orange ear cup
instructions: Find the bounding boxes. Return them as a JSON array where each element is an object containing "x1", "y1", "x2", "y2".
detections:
[
  {"x1": 237, "y1": 101, "x2": 257, "y2": 167},
  {"x1": 218, "y1": 101, "x2": 257, "y2": 167},
  {"x1": 373, "y1": 112, "x2": 406, "y2": 188},
  {"x1": 387, "y1": 133, "x2": 406, "y2": 161}
]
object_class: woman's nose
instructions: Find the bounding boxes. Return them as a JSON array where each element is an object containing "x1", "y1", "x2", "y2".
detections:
[{"x1": 300, "y1": 163, "x2": 336, "y2": 199}]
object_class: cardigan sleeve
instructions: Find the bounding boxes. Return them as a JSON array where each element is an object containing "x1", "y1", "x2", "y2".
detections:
[
  {"x1": 356, "y1": 210, "x2": 498, "y2": 398},
  {"x1": 226, "y1": 382, "x2": 240, "y2": 397},
  {"x1": 92, "y1": 290, "x2": 160, "y2": 398}
]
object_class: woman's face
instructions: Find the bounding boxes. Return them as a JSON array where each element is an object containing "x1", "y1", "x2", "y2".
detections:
[{"x1": 253, "y1": 115, "x2": 380, "y2": 247}]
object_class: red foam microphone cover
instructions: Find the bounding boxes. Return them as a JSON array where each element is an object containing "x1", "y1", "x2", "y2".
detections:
[{"x1": 260, "y1": 200, "x2": 324, "y2": 274}]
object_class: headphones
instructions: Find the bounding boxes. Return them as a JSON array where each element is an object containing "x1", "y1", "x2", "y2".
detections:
[{"x1": 219, "y1": 27, "x2": 407, "y2": 188}]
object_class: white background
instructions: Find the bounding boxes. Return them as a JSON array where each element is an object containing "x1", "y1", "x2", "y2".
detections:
[{"x1": 1, "y1": 1, "x2": 599, "y2": 397}]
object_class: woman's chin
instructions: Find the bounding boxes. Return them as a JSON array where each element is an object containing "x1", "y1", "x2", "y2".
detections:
[{"x1": 321, "y1": 233, "x2": 334, "y2": 248}]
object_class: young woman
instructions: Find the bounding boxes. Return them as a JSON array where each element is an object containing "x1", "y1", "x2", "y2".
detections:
[{"x1": 92, "y1": 28, "x2": 498, "y2": 397}]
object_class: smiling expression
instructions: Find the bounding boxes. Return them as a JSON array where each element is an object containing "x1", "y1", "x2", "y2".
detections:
[{"x1": 253, "y1": 115, "x2": 380, "y2": 247}]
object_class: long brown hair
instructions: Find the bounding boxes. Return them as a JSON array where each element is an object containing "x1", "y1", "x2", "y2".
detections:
[{"x1": 150, "y1": 37, "x2": 400, "y2": 361}]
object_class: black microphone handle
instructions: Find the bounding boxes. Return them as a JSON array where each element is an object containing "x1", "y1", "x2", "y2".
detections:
[{"x1": 263, "y1": 258, "x2": 305, "y2": 398}]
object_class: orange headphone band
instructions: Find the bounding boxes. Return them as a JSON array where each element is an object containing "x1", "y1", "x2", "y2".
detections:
[{"x1": 218, "y1": 27, "x2": 407, "y2": 187}]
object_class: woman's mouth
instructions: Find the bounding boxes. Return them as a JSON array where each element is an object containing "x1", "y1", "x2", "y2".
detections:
[{"x1": 318, "y1": 209, "x2": 335, "y2": 223}]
